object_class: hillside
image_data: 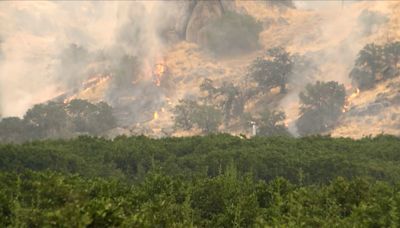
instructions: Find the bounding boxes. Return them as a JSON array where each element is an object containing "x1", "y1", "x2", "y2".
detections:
[
  {"x1": 333, "y1": 77, "x2": 400, "y2": 138},
  {"x1": 54, "y1": 1, "x2": 400, "y2": 138},
  {"x1": 1, "y1": 1, "x2": 399, "y2": 139}
]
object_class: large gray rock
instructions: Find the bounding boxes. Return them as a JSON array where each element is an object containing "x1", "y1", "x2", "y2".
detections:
[
  {"x1": 185, "y1": 1, "x2": 224, "y2": 44},
  {"x1": 168, "y1": 0, "x2": 237, "y2": 44}
]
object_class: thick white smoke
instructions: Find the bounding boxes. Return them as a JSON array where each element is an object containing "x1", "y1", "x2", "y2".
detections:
[
  {"x1": 0, "y1": 0, "x2": 396, "y2": 138},
  {"x1": 0, "y1": 1, "x2": 184, "y2": 117},
  {"x1": 277, "y1": 0, "x2": 393, "y2": 135},
  {"x1": 0, "y1": 2, "x2": 115, "y2": 116}
]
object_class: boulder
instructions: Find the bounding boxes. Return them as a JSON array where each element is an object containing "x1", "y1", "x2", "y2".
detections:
[
  {"x1": 171, "y1": 0, "x2": 237, "y2": 44},
  {"x1": 185, "y1": 1, "x2": 224, "y2": 44}
]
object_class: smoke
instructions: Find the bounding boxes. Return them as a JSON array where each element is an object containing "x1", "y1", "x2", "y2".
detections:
[
  {"x1": 0, "y1": 1, "x2": 186, "y2": 118},
  {"x1": 276, "y1": 0, "x2": 392, "y2": 135},
  {"x1": 101, "y1": 1, "x2": 188, "y2": 126},
  {"x1": 0, "y1": 0, "x2": 396, "y2": 137},
  {"x1": 0, "y1": 2, "x2": 113, "y2": 116}
]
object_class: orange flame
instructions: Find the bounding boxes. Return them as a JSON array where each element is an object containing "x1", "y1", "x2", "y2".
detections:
[
  {"x1": 153, "y1": 111, "x2": 159, "y2": 120},
  {"x1": 348, "y1": 88, "x2": 360, "y2": 100},
  {"x1": 153, "y1": 62, "x2": 166, "y2": 87},
  {"x1": 343, "y1": 88, "x2": 360, "y2": 113},
  {"x1": 63, "y1": 75, "x2": 111, "y2": 104}
]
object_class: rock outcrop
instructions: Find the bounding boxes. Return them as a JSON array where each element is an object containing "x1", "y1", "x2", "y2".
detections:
[
  {"x1": 169, "y1": 0, "x2": 237, "y2": 45},
  {"x1": 185, "y1": 1, "x2": 224, "y2": 44}
]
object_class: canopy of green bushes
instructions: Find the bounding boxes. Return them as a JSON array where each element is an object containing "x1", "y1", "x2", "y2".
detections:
[{"x1": 2, "y1": 134, "x2": 400, "y2": 226}]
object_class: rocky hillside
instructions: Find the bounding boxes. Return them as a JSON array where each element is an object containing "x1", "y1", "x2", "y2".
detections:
[
  {"x1": 333, "y1": 77, "x2": 400, "y2": 138},
  {"x1": 62, "y1": 1, "x2": 400, "y2": 138}
]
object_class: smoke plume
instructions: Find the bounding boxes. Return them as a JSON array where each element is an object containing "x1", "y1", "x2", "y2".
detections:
[
  {"x1": 277, "y1": 1, "x2": 393, "y2": 135},
  {"x1": 0, "y1": 1, "x2": 185, "y2": 118},
  {"x1": 0, "y1": 1, "x2": 397, "y2": 137}
]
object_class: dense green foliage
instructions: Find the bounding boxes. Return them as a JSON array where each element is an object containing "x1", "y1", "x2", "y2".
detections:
[
  {"x1": 0, "y1": 99, "x2": 116, "y2": 143},
  {"x1": 200, "y1": 79, "x2": 246, "y2": 124},
  {"x1": 173, "y1": 48, "x2": 341, "y2": 136},
  {"x1": 174, "y1": 78, "x2": 290, "y2": 135},
  {"x1": 1, "y1": 134, "x2": 400, "y2": 226},
  {"x1": 254, "y1": 110, "x2": 290, "y2": 136},
  {"x1": 248, "y1": 47, "x2": 293, "y2": 94},
  {"x1": 296, "y1": 81, "x2": 346, "y2": 136},
  {"x1": 2, "y1": 134, "x2": 400, "y2": 184},
  {"x1": 247, "y1": 47, "x2": 318, "y2": 95},
  {"x1": 350, "y1": 41, "x2": 400, "y2": 90},
  {"x1": 173, "y1": 99, "x2": 222, "y2": 134},
  {"x1": 203, "y1": 11, "x2": 262, "y2": 56}
]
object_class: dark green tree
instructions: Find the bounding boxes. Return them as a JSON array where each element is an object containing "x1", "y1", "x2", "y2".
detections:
[
  {"x1": 249, "y1": 47, "x2": 293, "y2": 94},
  {"x1": 218, "y1": 82, "x2": 245, "y2": 124},
  {"x1": 94, "y1": 102, "x2": 117, "y2": 134},
  {"x1": 0, "y1": 117, "x2": 26, "y2": 143},
  {"x1": 0, "y1": 190, "x2": 13, "y2": 227},
  {"x1": 200, "y1": 79, "x2": 246, "y2": 124},
  {"x1": 173, "y1": 99, "x2": 222, "y2": 134},
  {"x1": 191, "y1": 170, "x2": 259, "y2": 227},
  {"x1": 382, "y1": 41, "x2": 400, "y2": 79},
  {"x1": 66, "y1": 99, "x2": 116, "y2": 135},
  {"x1": 296, "y1": 81, "x2": 346, "y2": 136},
  {"x1": 173, "y1": 99, "x2": 198, "y2": 131},
  {"x1": 67, "y1": 99, "x2": 97, "y2": 133},
  {"x1": 256, "y1": 110, "x2": 290, "y2": 136},
  {"x1": 350, "y1": 42, "x2": 400, "y2": 90},
  {"x1": 23, "y1": 102, "x2": 71, "y2": 139},
  {"x1": 0, "y1": 99, "x2": 116, "y2": 141},
  {"x1": 200, "y1": 78, "x2": 218, "y2": 103},
  {"x1": 192, "y1": 104, "x2": 223, "y2": 134},
  {"x1": 350, "y1": 43, "x2": 384, "y2": 90}
]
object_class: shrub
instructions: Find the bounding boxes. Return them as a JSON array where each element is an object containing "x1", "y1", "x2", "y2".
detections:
[
  {"x1": 350, "y1": 42, "x2": 400, "y2": 90},
  {"x1": 296, "y1": 81, "x2": 346, "y2": 136}
]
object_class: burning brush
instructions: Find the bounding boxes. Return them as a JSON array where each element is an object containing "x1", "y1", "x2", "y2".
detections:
[
  {"x1": 63, "y1": 75, "x2": 111, "y2": 104},
  {"x1": 153, "y1": 111, "x2": 159, "y2": 120},
  {"x1": 153, "y1": 61, "x2": 167, "y2": 87},
  {"x1": 343, "y1": 87, "x2": 360, "y2": 113}
]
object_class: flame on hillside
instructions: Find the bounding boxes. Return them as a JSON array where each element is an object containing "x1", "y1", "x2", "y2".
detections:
[
  {"x1": 151, "y1": 107, "x2": 169, "y2": 123},
  {"x1": 348, "y1": 88, "x2": 360, "y2": 100},
  {"x1": 343, "y1": 87, "x2": 360, "y2": 113},
  {"x1": 153, "y1": 111, "x2": 159, "y2": 120},
  {"x1": 153, "y1": 61, "x2": 166, "y2": 87},
  {"x1": 63, "y1": 75, "x2": 111, "y2": 104}
]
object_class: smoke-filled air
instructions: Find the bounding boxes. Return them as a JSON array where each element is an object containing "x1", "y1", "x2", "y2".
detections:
[
  {"x1": 4, "y1": 1, "x2": 400, "y2": 227},
  {"x1": 0, "y1": 0, "x2": 400, "y2": 141}
]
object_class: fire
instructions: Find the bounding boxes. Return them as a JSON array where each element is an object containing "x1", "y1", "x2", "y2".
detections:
[
  {"x1": 153, "y1": 62, "x2": 166, "y2": 87},
  {"x1": 349, "y1": 88, "x2": 360, "y2": 100},
  {"x1": 343, "y1": 88, "x2": 360, "y2": 113},
  {"x1": 63, "y1": 75, "x2": 111, "y2": 104},
  {"x1": 153, "y1": 111, "x2": 159, "y2": 120},
  {"x1": 82, "y1": 75, "x2": 111, "y2": 90}
]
